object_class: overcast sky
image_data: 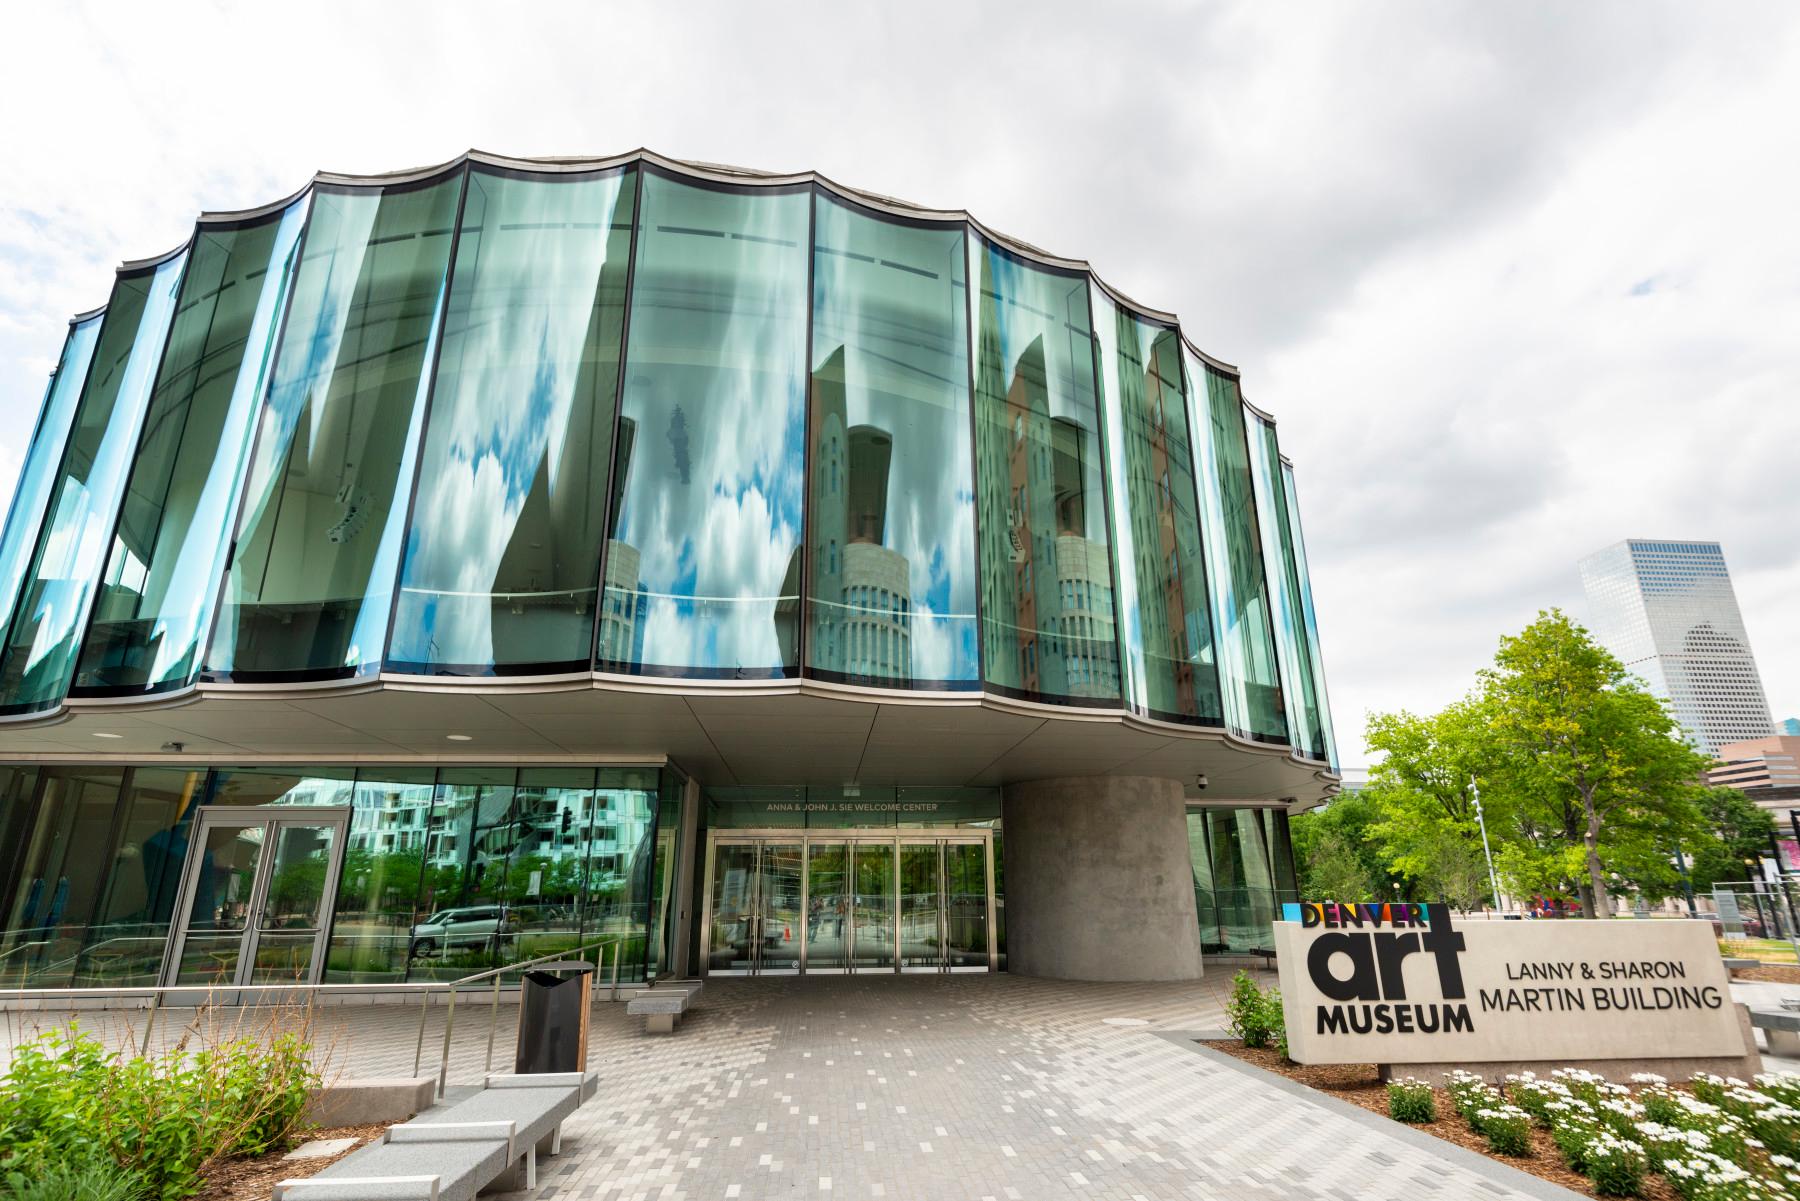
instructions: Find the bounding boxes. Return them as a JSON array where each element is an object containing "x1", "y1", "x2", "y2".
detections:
[{"x1": 1, "y1": 1, "x2": 1794, "y2": 767}]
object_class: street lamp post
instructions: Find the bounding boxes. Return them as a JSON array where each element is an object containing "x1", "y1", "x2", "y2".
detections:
[{"x1": 1471, "y1": 777, "x2": 1503, "y2": 914}]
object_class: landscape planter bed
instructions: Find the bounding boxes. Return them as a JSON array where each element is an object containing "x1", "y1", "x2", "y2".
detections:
[{"x1": 194, "y1": 1125, "x2": 385, "y2": 1201}]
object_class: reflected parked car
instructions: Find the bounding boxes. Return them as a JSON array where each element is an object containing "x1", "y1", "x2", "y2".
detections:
[{"x1": 408, "y1": 905, "x2": 513, "y2": 956}]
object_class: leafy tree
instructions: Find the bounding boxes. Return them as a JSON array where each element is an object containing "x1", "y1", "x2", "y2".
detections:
[
  {"x1": 1290, "y1": 790, "x2": 1394, "y2": 901},
  {"x1": 1686, "y1": 787, "x2": 1778, "y2": 893},
  {"x1": 1480, "y1": 609, "x2": 1709, "y2": 917}
]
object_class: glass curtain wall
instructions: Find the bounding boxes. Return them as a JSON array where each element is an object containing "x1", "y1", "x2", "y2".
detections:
[
  {"x1": 0, "y1": 762, "x2": 672, "y2": 989},
  {"x1": 969, "y1": 235, "x2": 1118, "y2": 704},
  {"x1": 806, "y1": 193, "x2": 977, "y2": 688},
  {"x1": 1248, "y1": 415, "x2": 1328, "y2": 762},
  {"x1": 0, "y1": 317, "x2": 102, "y2": 645},
  {"x1": 1185, "y1": 354, "x2": 1286, "y2": 743},
  {"x1": 599, "y1": 171, "x2": 810, "y2": 678},
  {"x1": 209, "y1": 173, "x2": 463, "y2": 680},
  {"x1": 0, "y1": 255, "x2": 187, "y2": 713},
  {"x1": 390, "y1": 166, "x2": 637, "y2": 674},
  {"x1": 1282, "y1": 463, "x2": 1338, "y2": 769},
  {"x1": 1186, "y1": 805, "x2": 1293, "y2": 955},
  {"x1": 1091, "y1": 290, "x2": 1220, "y2": 724},
  {"x1": 0, "y1": 767, "x2": 205, "y2": 987},
  {"x1": 74, "y1": 201, "x2": 309, "y2": 695}
]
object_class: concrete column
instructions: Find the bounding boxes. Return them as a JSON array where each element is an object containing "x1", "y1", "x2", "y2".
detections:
[{"x1": 1001, "y1": 776, "x2": 1202, "y2": 981}]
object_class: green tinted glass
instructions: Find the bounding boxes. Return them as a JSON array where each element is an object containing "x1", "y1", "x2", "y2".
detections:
[
  {"x1": 0, "y1": 254, "x2": 187, "y2": 712},
  {"x1": 391, "y1": 167, "x2": 636, "y2": 674},
  {"x1": 599, "y1": 172, "x2": 809, "y2": 677},
  {"x1": 1282, "y1": 462, "x2": 1337, "y2": 768},
  {"x1": 210, "y1": 174, "x2": 461, "y2": 679},
  {"x1": 1249, "y1": 414, "x2": 1325, "y2": 760},
  {"x1": 75, "y1": 200, "x2": 308, "y2": 694},
  {"x1": 807, "y1": 194, "x2": 976, "y2": 687},
  {"x1": 969, "y1": 235, "x2": 1118, "y2": 704},
  {"x1": 1092, "y1": 289, "x2": 1220, "y2": 723},
  {"x1": 1187, "y1": 356, "x2": 1286, "y2": 742},
  {"x1": 0, "y1": 317, "x2": 100, "y2": 646}
]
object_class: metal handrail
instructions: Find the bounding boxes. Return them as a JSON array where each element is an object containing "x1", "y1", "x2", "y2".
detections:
[{"x1": 0, "y1": 934, "x2": 632, "y2": 1099}]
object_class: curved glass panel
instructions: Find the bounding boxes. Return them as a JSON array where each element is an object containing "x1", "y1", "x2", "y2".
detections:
[
  {"x1": 599, "y1": 172, "x2": 809, "y2": 678},
  {"x1": 390, "y1": 167, "x2": 637, "y2": 675},
  {"x1": 0, "y1": 254, "x2": 187, "y2": 712},
  {"x1": 209, "y1": 174, "x2": 462, "y2": 680},
  {"x1": 1184, "y1": 352, "x2": 1286, "y2": 743},
  {"x1": 968, "y1": 235, "x2": 1117, "y2": 704},
  {"x1": 0, "y1": 316, "x2": 102, "y2": 643},
  {"x1": 1091, "y1": 290, "x2": 1220, "y2": 723},
  {"x1": 1281, "y1": 460, "x2": 1337, "y2": 767},
  {"x1": 807, "y1": 194, "x2": 976, "y2": 688},
  {"x1": 1248, "y1": 413, "x2": 1319, "y2": 757},
  {"x1": 74, "y1": 200, "x2": 309, "y2": 695}
]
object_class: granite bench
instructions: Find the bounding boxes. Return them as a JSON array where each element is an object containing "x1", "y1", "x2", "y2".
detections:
[
  {"x1": 626, "y1": 979, "x2": 705, "y2": 1033},
  {"x1": 272, "y1": 1070, "x2": 595, "y2": 1200},
  {"x1": 1750, "y1": 1008, "x2": 1800, "y2": 1057}
]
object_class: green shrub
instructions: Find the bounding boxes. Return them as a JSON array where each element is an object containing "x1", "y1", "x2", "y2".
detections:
[
  {"x1": 1549, "y1": 1115, "x2": 1600, "y2": 1173},
  {"x1": 1478, "y1": 1105, "x2": 1533, "y2": 1156},
  {"x1": 1225, "y1": 971, "x2": 1275, "y2": 1049},
  {"x1": 0, "y1": 1021, "x2": 320, "y2": 1200},
  {"x1": 1582, "y1": 1132, "x2": 1646, "y2": 1197},
  {"x1": 1, "y1": 1157, "x2": 147, "y2": 1201},
  {"x1": 1386, "y1": 1078, "x2": 1436, "y2": 1124},
  {"x1": 1504, "y1": 1072, "x2": 1570, "y2": 1125},
  {"x1": 1263, "y1": 988, "x2": 1288, "y2": 1060},
  {"x1": 1446, "y1": 1071, "x2": 1500, "y2": 1128}
]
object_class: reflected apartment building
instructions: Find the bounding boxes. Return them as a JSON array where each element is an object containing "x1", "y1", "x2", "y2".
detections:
[{"x1": 0, "y1": 152, "x2": 1338, "y2": 996}]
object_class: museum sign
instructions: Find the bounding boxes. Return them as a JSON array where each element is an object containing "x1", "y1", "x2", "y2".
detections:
[{"x1": 1274, "y1": 903, "x2": 1746, "y2": 1066}]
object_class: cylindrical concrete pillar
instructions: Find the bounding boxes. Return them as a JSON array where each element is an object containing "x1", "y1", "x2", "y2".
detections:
[{"x1": 1001, "y1": 776, "x2": 1202, "y2": 981}]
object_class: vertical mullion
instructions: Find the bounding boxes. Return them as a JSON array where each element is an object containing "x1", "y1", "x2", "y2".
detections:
[
  {"x1": 797, "y1": 186, "x2": 819, "y2": 679},
  {"x1": 379, "y1": 165, "x2": 473, "y2": 671},
  {"x1": 961, "y1": 229, "x2": 985, "y2": 691},
  {"x1": 591, "y1": 158, "x2": 647, "y2": 671}
]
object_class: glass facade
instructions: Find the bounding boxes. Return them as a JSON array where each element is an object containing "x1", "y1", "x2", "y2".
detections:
[
  {"x1": 0, "y1": 762, "x2": 675, "y2": 989},
  {"x1": 969, "y1": 235, "x2": 1117, "y2": 704},
  {"x1": 1186, "y1": 806, "x2": 1299, "y2": 955},
  {"x1": 1092, "y1": 289, "x2": 1220, "y2": 723},
  {"x1": 1187, "y1": 356, "x2": 1286, "y2": 743},
  {"x1": 390, "y1": 166, "x2": 637, "y2": 675},
  {"x1": 0, "y1": 315, "x2": 101, "y2": 646},
  {"x1": 210, "y1": 174, "x2": 462, "y2": 681},
  {"x1": 75, "y1": 201, "x2": 309, "y2": 695},
  {"x1": 807, "y1": 194, "x2": 977, "y2": 688},
  {"x1": 600, "y1": 171, "x2": 810, "y2": 678},
  {"x1": 1248, "y1": 416, "x2": 1329, "y2": 763},
  {"x1": 0, "y1": 157, "x2": 1334, "y2": 763},
  {"x1": 0, "y1": 255, "x2": 187, "y2": 713},
  {"x1": 1282, "y1": 464, "x2": 1338, "y2": 769}
]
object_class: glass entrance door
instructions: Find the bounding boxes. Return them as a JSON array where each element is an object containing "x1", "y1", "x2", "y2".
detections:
[
  {"x1": 703, "y1": 831, "x2": 992, "y2": 975},
  {"x1": 706, "y1": 839, "x2": 802, "y2": 975},
  {"x1": 163, "y1": 808, "x2": 348, "y2": 987}
]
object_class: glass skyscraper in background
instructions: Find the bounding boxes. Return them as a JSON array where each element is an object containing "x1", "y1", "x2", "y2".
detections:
[{"x1": 1579, "y1": 539, "x2": 1774, "y2": 758}]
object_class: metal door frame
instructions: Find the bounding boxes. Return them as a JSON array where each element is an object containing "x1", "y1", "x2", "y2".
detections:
[
  {"x1": 159, "y1": 806, "x2": 351, "y2": 989},
  {"x1": 700, "y1": 829, "x2": 995, "y2": 977}
]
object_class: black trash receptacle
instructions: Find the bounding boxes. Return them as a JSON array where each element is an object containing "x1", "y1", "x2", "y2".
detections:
[{"x1": 514, "y1": 960, "x2": 595, "y2": 1075}]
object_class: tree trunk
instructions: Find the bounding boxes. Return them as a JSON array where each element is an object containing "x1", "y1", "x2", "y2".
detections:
[{"x1": 1582, "y1": 800, "x2": 1612, "y2": 919}]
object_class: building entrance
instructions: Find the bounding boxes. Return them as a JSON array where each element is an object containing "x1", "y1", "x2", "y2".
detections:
[
  {"x1": 702, "y1": 831, "x2": 994, "y2": 975},
  {"x1": 160, "y1": 807, "x2": 349, "y2": 987}
]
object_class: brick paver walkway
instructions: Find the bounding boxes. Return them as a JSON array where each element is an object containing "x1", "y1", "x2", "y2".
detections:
[{"x1": 2, "y1": 973, "x2": 1569, "y2": 1199}]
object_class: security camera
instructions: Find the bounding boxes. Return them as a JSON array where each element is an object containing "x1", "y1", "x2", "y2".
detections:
[{"x1": 1195, "y1": 773, "x2": 1208, "y2": 791}]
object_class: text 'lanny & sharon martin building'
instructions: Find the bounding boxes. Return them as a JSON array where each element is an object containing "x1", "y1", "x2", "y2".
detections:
[{"x1": 0, "y1": 151, "x2": 1337, "y2": 996}]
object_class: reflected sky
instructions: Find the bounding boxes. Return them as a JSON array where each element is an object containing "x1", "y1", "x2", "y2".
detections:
[
  {"x1": 603, "y1": 173, "x2": 808, "y2": 676},
  {"x1": 2, "y1": 252, "x2": 185, "y2": 707},
  {"x1": 393, "y1": 168, "x2": 633, "y2": 671}
]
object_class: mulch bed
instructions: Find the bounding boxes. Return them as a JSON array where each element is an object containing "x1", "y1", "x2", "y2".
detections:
[
  {"x1": 1734, "y1": 964, "x2": 1800, "y2": 985},
  {"x1": 1204, "y1": 1041, "x2": 1681, "y2": 1201},
  {"x1": 195, "y1": 1124, "x2": 387, "y2": 1201}
]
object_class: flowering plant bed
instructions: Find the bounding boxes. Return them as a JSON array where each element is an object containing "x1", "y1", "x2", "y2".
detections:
[{"x1": 1210, "y1": 1041, "x2": 1800, "y2": 1200}]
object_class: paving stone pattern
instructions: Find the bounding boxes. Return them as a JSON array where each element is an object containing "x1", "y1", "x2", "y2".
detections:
[{"x1": 1, "y1": 974, "x2": 1557, "y2": 1199}]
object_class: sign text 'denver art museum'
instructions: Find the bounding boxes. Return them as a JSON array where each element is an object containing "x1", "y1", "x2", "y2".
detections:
[{"x1": 1273, "y1": 903, "x2": 1746, "y2": 1066}]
